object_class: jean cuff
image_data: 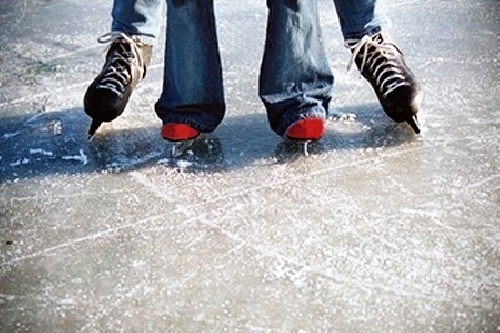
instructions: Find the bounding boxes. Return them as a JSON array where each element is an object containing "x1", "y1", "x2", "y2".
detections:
[
  {"x1": 343, "y1": 26, "x2": 382, "y2": 44},
  {"x1": 154, "y1": 102, "x2": 225, "y2": 133}
]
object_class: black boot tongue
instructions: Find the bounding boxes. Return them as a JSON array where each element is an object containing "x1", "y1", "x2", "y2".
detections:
[
  {"x1": 88, "y1": 119, "x2": 103, "y2": 139},
  {"x1": 407, "y1": 116, "x2": 421, "y2": 134}
]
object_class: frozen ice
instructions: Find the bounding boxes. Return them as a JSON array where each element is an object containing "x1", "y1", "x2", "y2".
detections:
[{"x1": 0, "y1": 0, "x2": 498, "y2": 332}]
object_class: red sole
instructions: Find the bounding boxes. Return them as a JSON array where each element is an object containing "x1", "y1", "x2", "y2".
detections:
[
  {"x1": 161, "y1": 123, "x2": 199, "y2": 141},
  {"x1": 285, "y1": 118, "x2": 324, "y2": 140}
]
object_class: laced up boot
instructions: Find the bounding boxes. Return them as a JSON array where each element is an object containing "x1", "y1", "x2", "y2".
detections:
[
  {"x1": 84, "y1": 32, "x2": 152, "y2": 138},
  {"x1": 347, "y1": 32, "x2": 423, "y2": 133}
]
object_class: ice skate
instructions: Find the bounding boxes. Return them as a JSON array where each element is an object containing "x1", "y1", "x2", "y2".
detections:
[
  {"x1": 347, "y1": 32, "x2": 423, "y2": 134},
  {"x1": 161, "y1": 123, "x2": 201, "y2": 157},
  {"x1": 84, "y1": 32, "x2": 152, "y2": 138}
]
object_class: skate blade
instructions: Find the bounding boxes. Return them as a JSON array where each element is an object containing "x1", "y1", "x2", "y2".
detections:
[
  {"x1": 406, "y1": 116, "x2": 421, "y2": 134},
  {"x1": 87, "y1": 119, "x2": 103, "y2": 140},
  {"x1": 303, "y1": 140, "x2": 312, "y2": 156},
  {"x1": 285, "y1": 138, "x2": 313, "y2": 157},
  {"x1": 171, "y1": 135, "x2": 203, "y2": 158}
]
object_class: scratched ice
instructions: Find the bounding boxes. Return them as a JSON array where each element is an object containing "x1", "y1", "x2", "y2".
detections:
[{"x1": 0, "y1": 0, "x2": 498, "y2": 332}]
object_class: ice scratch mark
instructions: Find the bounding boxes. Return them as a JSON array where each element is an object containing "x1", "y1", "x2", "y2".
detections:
[
  {"x1": 136, "y1": 147, "x2": 424, "y2": 220},
  {"x1": 129, "y1": 171, "x2": 175, "y2": 203},
  {"x1": 79, "y1": 279, "x2": 158, "y2": 331},
  {"x1": 0, "y1": 292, "x2": 75, "y2": 308},
  {"x1": 461, "y1": 174, "x2": 500, "y2": 192},
  {"x1": 400, "y1": 208, "x2": 443, "y2": 219},
  {"x1": 9, "y1": 189, "x2": 130, "y2": 202},
  {"x1": 10, "y1": 0, "x2": 27, "y2": 31},
  {"x1": 103, "y1": 152, "x2": 163, "y2": 173},
  {"x1": 62, "y1": 149, "x2": 88, "y2": 165},
  {"x1": 182, "y1": 147, "x2": 423, "y2": 211},
  {"x1": 0, "y1": 214, "x2": 181, "y2": 267},
  {"x1": 0, "y1": 82, "x2": 88, "y2": 108},
  {"x1": 2, "y1": 132, "x2": 20, "y2": 139},
  {"x1": 24, "y1": 112, "x2": 43, "y2": 124},
  {"x1": 0, "y1": 294, "x2": 17, "y2": 301},
  {"x1": 115, "y1": 151, "x2": 163, "y2": 169},
  {"x1": 254, "y1": 243, "x2": 495, "y2": 310},
  {"x1": 45, "y1": 44, "x2": 102, "y2": 61},
  {"x1": 2, "y1": 148, "x2": 420, "y2": 266},
  {"x1": 314, "y1": 263, "x2": 496, "y2": 309},
  {"x1": 29, "y1": 148, "x2": 53, "y2": 156},
  {"x1": 128, "y1": 151, "x2": 163, "y2": 167}
]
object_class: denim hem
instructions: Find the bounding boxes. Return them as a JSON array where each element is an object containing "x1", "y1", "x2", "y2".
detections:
[
  {"x1": 343, "y1": 26, "x2": 382, "y2": 42},
  {"x1": 159, "y1": 116, "x2": 218, "y2": 133},
  {"x1": 109, "y1": 30, "x2": 156, "y2": 46},
  {"x1": 154, "y1": 103, "x2": 225, "y2": 134}
]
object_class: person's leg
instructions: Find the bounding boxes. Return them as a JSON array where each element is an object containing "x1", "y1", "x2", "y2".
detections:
[
  {"x1": 332, "y1": 0, "x2": 384, "y2": 40},
  {"x1": 260, "y1": 0, "x2": 334, "y2": 139},
  {"x1": 111, "y1": 0, "x2": 163, "y2": 40},
  {"x1": 155, "y1": 0, "x2": 225, "y2": 141},
  {"x1": 84, "y1": 0, "x2": 161, "y2": 137},
  {"x1": 333, "y1": 0, "x2": 423, "y2": 133}
]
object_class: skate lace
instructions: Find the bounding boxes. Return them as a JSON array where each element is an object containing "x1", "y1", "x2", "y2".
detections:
[
  {"x1": 95, "y1": 32, "x2": 143, "y2": 96},
  {"x1": 347, "y1": 34, "x2": 409, "y2": 98}
]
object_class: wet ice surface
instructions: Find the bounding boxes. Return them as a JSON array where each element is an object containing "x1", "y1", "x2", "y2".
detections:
[{"x1": 0, "y1": 0, "x2": 499, "y2": 331}]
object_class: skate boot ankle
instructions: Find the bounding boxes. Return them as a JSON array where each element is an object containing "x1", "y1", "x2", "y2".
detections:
[
  {"x1": 84, "y1": 32, "x2": 152, "y2": 137},
  {"x1": 347, "y1": 32, "x2": 423, "y2": 133}
]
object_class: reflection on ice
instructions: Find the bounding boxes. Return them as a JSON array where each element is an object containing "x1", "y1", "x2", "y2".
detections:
[
  {"x1": 164, "y1": 136, "x2": 226, "y2": 173},
  {"x1": 275, "y1": 139, "x2": 325, "y2": 164}
]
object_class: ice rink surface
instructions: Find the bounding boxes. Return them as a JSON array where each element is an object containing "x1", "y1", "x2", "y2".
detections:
[{"x1": 0, "y1": 0, "x2": 498, "y2": 331}]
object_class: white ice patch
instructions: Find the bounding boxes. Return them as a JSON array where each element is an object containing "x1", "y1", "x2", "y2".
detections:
[
  {"x1": 62, "y1": 149, "x2": 88, "y2": 165},
  {"x1": 9, "y1": 158, "x2": 29, "y2": 167},
  {"x1": 174, "y1": 159, "x2": 194, "y2": 169},
  {"x1": 156, "y1": 158, "x2": 171, "y2": 165},
  {"x1": 270, "y1": 258, "x2": 308, "y2": 288},
  {"x1": 131, "y1": 260, "x2": 145, "y2": 268},
  {"x1": 328, "y1": 108, "x2": 357, "y2": 121},
  {"x1": 158, "y1": 157, "x2": 194, "y2": 169},
  {"x1": 2, "y1": 132, "x2": 20, "y2": 139},
  {"x1": 29, "y1": 148, "x2": 54, "y2": 156},
  {"x1": 104, "y1": 163, "x2": 123, "y2": 173},
  {"x1": 122, "y1": 151, "x2": 163, "y2": 168},
  {"x1": 56, "y1": 297, "x2": 76, "y2": 306},
  {"x1": 0, "y1": 294, "x2": 16, "y2": 301},
  {"x1": 101, "y1": 152, "x2": 163, "y2": 173}
]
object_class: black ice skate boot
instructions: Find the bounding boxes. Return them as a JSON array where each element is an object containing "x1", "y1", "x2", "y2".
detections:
[
  {"x1": 84, "y1": 32, "x2": 152, "y2": 138},
  {"x1": 347, "y1": 32, "x2": 423, "y2": 133}
]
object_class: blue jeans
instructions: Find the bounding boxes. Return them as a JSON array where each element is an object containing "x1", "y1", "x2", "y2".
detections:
[{"x1": 111, "y1": 0, "x2": 385, "y2": 136}]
